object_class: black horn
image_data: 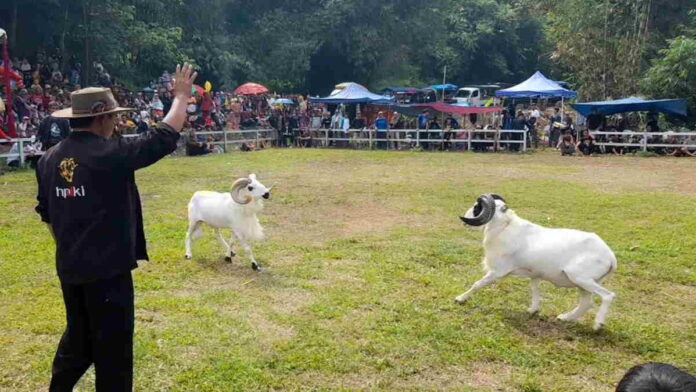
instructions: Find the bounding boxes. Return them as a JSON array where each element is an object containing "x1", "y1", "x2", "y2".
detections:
[
  {"x1": 460, "y1": 194, "x2": 496, "y2": 226},
  {"x1": 490, "y1": 194, "x2": 506, "y2": 203}
]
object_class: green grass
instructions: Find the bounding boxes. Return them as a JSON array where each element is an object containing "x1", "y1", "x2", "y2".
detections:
[{"x1": 1, "y1": 149, "x2": 694, "y2": 391}]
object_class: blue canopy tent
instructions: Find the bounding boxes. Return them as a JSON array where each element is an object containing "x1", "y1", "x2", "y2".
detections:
[
  {"x1": 571, "y1": 97, "x2": 687, "y2": 117},
  {"x1": 311, "y1": 83, "x2": 395, "y2": 104},
  {"x1": 496, "y1": 71, "x2": 577, "y2": 99}
]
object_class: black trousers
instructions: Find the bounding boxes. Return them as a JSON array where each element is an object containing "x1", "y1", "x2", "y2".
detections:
[{"x1": 50, "y1": 273, "x2": 134, "y2": 392}]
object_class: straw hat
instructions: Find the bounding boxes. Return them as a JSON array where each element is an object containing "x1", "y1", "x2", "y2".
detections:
[{"x1": 52, "y1": 87, "x2": 133, "y2": 119}]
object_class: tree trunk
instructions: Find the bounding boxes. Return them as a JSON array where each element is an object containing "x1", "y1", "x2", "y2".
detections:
[
  {"x1": 83, "y1": 0, "x2": 91, "y2": 86},
  {"x1": 60, "y1": 3, "x2": 70, "y2": 71},
  {"x1": 9, "y1": 0, "x2": 17, "y2": 51}
]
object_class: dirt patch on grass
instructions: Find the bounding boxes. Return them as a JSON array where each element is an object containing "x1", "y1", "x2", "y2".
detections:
[
  {"x1": 395, "y1": 361, "x2": 514, "y2": 391},
  {"x1": 269, "y1": 197, "x2": 418, "y2": 244},
  {"x1": 293, "y1": 361, "x2": 513, "y2": 391}
]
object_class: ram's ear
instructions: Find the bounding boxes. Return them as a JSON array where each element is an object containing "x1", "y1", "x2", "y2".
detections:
[{"x1": 249, "y1": 173, "x2": 257, "y2": 180}]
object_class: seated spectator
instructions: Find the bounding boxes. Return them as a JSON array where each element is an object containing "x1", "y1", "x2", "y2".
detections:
[
  {"x1": 576, "y1": 130, "x2": 596, "y2": 156},
  {"x1": 184, "y1": 129, "x2": 213, "y2": 156},
  {"x1": 609, "y1": 133, "x2": 625, "y2": 155},
  {"x1": 240, "y1": 142, "x2": 255, "y2": 152},
  {"x1": 298, "y1": 129, "x2": 313, "y2": 148},
  {"x1": 666, "y1": 135, "x2": 696, "y2": 157},
  {"x1": 559, "y1": 134, "x2": 576, "y2": 156},
  {"x1": 616, "y1": 363, "x2": 695, "y2": 392}
]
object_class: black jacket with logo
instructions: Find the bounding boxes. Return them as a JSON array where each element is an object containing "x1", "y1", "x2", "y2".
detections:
[{"x1": 35, "y1": 123, "x2": 180, "y2": 284}]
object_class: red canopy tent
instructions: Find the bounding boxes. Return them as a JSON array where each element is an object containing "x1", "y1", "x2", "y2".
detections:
[
  {"x1": 414, "y1": 102, "x2": 502, "y2": 115},
  {"x1": 234, "y1": 82, "x2": 269, "y2": 95}
]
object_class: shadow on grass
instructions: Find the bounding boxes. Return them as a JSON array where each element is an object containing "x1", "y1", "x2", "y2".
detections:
[
  {"x1": 502, "y1": 310, "x2": 635, "y2": 350},
  {"x1": 193, "y1": 255, "x2": 283, "y2": 286}
]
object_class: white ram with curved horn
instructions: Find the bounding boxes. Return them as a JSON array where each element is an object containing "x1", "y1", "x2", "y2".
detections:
[
  {"x1": 185, "y1": 174, "x2": 272, "y2": 270},
  {"x1": 456, "y1": 194, "x2": 618, "y2": 330}
]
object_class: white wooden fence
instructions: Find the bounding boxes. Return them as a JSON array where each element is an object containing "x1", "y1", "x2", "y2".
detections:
[
  {"x1": 296, "y1": 129, "x2": 528, "y2": 151},
  {"x1": 590, "y1": 131, "x2": 696, "y2": 152},
  {"x1": 5, "y1": 129, "x2": 695, "y2": 168},
  {"x1": 0, "y1": 138, "x2": 45, "y2": 167}
]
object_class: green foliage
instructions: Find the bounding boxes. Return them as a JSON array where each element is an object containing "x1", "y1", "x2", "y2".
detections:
[
  {"x1": 641, "y1": 16, "x2": 696, "y2": 124},
  {"x1": 534, "y1": 0, "x2": 695, "y2": 104},
  {"x1": 2, "y1": 0, "x2": 694, "y2": 100}
]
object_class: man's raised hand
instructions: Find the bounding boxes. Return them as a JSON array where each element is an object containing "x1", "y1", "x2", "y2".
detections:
[
  {"x1": 164, "y1": 63, "x2": 199, "y2": 132},
  {"x1": 173, "y1": 63, "x2": 198, "y2": 100}
]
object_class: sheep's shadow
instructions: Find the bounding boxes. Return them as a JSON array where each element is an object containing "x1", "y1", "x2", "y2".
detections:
[
  {"x1": 193, "y1": 256, "x2": 280, "y2": 284},
  {"x1": 501, "y1": 310, "x2": 634, "y2": 351}
]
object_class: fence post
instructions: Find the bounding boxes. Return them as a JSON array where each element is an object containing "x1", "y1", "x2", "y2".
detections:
[
  {"x1": 325, "y1": 129, "x2": 329, "y2": 147},
  {"x1": 223, "y1": 129, "x2": 228, "y2": 153},
  {"x1": 523, "y1": 130, "x2": 527, "y2": 152},
  {"x1": 18, "y1": 139, "x2": 25, "y2": 167},
  {"x1": 369, "y1": 129, "x2": 373, "y2": 150},
  {"x1": 467, "y1": 130, "x2": 472, "y2": 152},
  {"x1": 256, "y1": 130, "x2": 259, "y2": 147},
  {"x1": 416, "y1": 128, "x2": 420, "y2": 148},
  {"x1": 642, "y1": 132, "x2": 648, "y2": 152}
]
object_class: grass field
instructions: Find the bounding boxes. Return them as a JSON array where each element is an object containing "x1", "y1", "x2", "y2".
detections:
[{"x1": 1, "y1": 149, "x2": 695, "y2": 392}]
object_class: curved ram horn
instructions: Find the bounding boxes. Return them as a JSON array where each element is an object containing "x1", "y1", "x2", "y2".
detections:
[
  {"x1": 230, "y1": 178, "x2": 252, "y2": 205},
  {"x1": 460, "y1": 194, "x2": 496, "y2": 226},
  {"x1": 490, "y1": 194, "x2": 506, "y2": 203}
]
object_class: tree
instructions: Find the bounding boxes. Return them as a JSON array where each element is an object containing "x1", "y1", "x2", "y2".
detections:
[{"x1": 641, "y1": 14, "x2": 696, "y2": 124}]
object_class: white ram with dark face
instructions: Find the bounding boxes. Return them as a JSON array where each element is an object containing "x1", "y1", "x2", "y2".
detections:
[
  {"x1": 185, "y1": 174, "x2": 272, "y2": 270},
  {"x1": 456, "y1": 193, "x2": 618, "y2": 331}
]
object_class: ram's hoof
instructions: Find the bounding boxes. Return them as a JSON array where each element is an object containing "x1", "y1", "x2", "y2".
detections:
[
  {"x1": 224, "y1": 256, "x2": 232, "y2": 263},
  {"x1": 593, "y1": 323, "x2": 604, "y2": 331},
  {"x1": 185, "y1": 254, "x2": 192, "y2": 260},
  {"x1": 252, "y1": 263, "x2": 265, "y2": 271},
  {"x1": 527, "y1": 308, "x2": 540, "y2": 316},
  {"x1": 454, "y1": 297, "x2": 467, "y2": 305},
  {"x1": 230, "y1": 250, "x2": 236, "y2": 257}
]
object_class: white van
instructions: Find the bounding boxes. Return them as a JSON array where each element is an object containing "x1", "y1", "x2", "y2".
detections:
[{"x1": 454, "y1": 85, "x2": 500, "y2": 106}]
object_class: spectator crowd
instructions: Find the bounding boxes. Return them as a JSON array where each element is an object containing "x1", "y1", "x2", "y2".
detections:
[{"x1": 2, "y1": 50, "x2": 694, "y2": 173}]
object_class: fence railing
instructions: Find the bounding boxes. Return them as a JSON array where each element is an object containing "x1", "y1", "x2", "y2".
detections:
[
  {"x1": 590, "y1": 131, "x2": 696, "y2": 152},
  {"x1": 9, "y1": 129, "x2": 694, "y2": 168},
  {"x1": 123, "y1": 129, "x2": 276, "y2": 151},
  {"x1": 0, "y1": 138, "x2": 45, "y2": 167},
  {"x1": 295, "y1": 129, "x2": 528, "y2": 152}
]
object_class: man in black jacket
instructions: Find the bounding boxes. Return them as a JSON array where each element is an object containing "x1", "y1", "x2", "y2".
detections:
[
  {"x1": 35, "y1": 64, "x2": 197, "y2": 392},
  {"x1": 37, "y1": 110, "x2": 71, "y2": 151}
]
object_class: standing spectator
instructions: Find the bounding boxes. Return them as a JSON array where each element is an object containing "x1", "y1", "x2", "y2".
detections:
[
  {"x1": 374, "y1": 111, "x2": 389, "y2": 149},
  {"x1": 37, "y1": 104, "x2": 71, "y2": 151},
  {"x1": 201, "y1": 92, "x2": 213, "y2": 122},
  {"x1": 161, "y1": 91, "x2": 173, "y2": 115},
  {"x1": 443, "y1": 115, "x2": 459, "y2": 151},
  {"x1": 417, "y1": 110, "x2": 430, "y2": 149},
  {"x1": 15, "y1": 89, "x2": 32, "y2": 121},
  {"x1": 549, "y1": 107, "x2": 562, "y2": 148}
]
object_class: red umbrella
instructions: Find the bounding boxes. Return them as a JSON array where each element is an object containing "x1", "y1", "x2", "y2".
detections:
[{"x1": 234, "y1": 82, "x2": 269, "y2": 95}]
